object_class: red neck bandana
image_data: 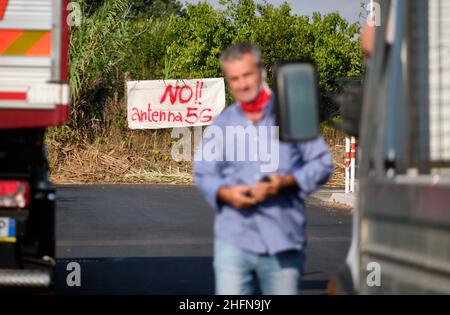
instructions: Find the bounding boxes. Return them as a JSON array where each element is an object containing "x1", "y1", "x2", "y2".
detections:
[{"x1": 239, "y1": 87, "x2": 272, "y2": 113}]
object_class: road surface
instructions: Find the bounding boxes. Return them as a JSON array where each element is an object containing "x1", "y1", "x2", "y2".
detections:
[{"x1": 55, "y1": 185, "x2": 351, "y2": 295}]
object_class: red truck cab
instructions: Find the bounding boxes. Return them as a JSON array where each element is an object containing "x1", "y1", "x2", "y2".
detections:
[{"x1": 0, "y1": 0, "x2": 70, "y2": 290}]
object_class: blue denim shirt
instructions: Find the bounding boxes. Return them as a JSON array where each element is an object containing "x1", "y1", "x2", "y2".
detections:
[{"x1": 193, "y1": 97, "x2": 333, "y2": 255}]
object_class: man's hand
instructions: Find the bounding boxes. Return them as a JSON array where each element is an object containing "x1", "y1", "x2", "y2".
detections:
[
  {"x1": 217, "y1": 185, "x2": 258, "y2": 209},
  {"x1": 249, "y1": 182, "x2": 274, "y2": 203},
  {"x1": 249, "y1": 174, "x2": 298, "y2": 203}
]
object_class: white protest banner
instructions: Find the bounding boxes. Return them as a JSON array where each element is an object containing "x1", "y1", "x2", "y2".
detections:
[{"x1": 127, "y1": 78, "x2": 226, "y2": 129}]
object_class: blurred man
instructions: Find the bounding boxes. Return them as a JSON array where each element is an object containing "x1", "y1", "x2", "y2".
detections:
[{"x1": 194, "y1": 43, "x2": 333, "y2": 295}]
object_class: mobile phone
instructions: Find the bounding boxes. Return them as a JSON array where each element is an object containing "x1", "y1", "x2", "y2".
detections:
[
  {"x1": 260, "y1": 176, "x2": 271, "y2": 183},
  {"x1": 243, "y1": 190, "x2": 253, "y2": 197}
]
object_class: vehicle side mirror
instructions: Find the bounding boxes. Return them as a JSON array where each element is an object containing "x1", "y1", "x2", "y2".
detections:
[{"x1": 274, "y1": 61, "x2": 320, "y2": 142}]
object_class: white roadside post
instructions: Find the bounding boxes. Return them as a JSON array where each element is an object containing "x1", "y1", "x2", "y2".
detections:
[
  {"x1": 345, "y1": 136, "x2": 351, "y2": 194},
  {"x1": 330, "y1": 135, "x2": 356, "y2": 207},
  {"x1": 350, "y1": 136, "x2": 356, "y2": 193}
]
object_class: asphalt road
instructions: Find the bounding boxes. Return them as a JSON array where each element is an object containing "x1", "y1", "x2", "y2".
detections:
[{"x1": 55, "y1": 185, "x2": 351, "y2": 295}]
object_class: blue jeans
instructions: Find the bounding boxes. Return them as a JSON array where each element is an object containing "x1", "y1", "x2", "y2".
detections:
[{"x1": 213, "y1": 237, "x2": 305, "y2": 295}]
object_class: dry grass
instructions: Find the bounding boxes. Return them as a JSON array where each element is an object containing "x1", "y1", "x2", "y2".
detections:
[
  {"x1": 326, "y1": 140, "x2": 346, "y2": 188},
  {"x1": 46, "y1": 127, "x2": 192, "y2": 184},
  {"x1": 46, "y1": 126, "x2": 346, "y2": 187},
  {"x1": 47, "y1": 141, "x2": 192, "y2": 184}
]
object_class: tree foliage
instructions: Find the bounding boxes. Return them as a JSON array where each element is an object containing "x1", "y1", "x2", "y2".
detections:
[{"x1": 70, "y1": 0, "x2": 363, "y2": 131}]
